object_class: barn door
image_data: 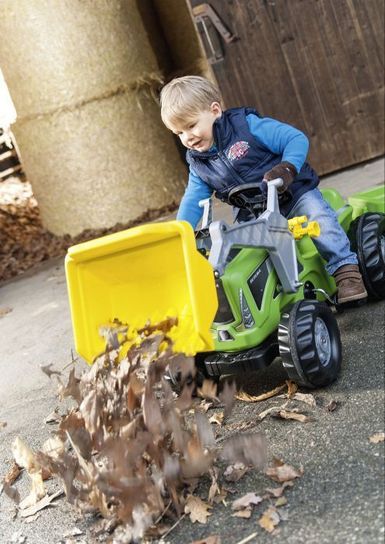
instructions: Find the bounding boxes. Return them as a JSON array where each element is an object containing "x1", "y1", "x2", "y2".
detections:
[{"x1": 189, "y1": 0, "x2": 384, "y2": 175}]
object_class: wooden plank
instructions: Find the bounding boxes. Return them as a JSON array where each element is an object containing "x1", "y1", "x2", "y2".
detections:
[
  {"x1": 347, "y1": 0, "x2": 385, "y2": 154},
  {"x1": 267, "y1": 0, "x2": 339, "y2": 171},
  {"x1": 327, "y1": 0, "x2": 384, "y2": 158},
  {"x1": 362, "y1": 0, "x2": 385, "y2": 62},
  {"x1": 188, "y1": 0, "x2": 384, "y2": 173},
  {"x1": 314, "y1": 0, "x2": 362, "y2": 146}
]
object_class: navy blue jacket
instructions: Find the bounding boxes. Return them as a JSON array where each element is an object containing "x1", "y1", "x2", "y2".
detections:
[{"x1": 185, "y1": 107, "x2": 319, "y2": 220}]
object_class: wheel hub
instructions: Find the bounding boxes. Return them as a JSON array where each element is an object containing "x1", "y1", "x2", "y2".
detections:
[{"x1": 315, "y1": 317, "x2": 331, "y2": 366}]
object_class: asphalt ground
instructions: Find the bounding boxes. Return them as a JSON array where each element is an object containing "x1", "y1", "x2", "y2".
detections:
[
  {"x1": 0, "y1": 158, "x2": 384, "y2": 543},
  {"x1": 0, "y1": 265, "x2": 384, "y2": 543},
  {"x1": 168, "y1": 299, "x2": 385, "y2": 544}
]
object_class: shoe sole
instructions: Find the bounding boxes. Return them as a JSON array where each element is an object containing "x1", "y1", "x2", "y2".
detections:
[{"x1": 337, "y1": 292, "x2": 368, "y2": 305}]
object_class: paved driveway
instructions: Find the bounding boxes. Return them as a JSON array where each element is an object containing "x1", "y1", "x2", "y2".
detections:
[{"x1": 0, "y1": 159, "x2": 384, "y2": 543}]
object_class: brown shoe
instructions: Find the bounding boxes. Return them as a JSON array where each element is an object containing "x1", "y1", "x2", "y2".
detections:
[{"x1": 333, "y1": 264, "x2": 368, "y2": 304}]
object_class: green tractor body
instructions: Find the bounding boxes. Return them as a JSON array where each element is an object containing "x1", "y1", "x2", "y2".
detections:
[{"x1": 66, "y1": 179, "x2": 385, "y2": 389}]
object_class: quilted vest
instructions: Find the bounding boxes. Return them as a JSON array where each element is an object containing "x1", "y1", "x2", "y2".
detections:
[{"x1": 186, "y1": 107, "x2": 319, "y2": 218}]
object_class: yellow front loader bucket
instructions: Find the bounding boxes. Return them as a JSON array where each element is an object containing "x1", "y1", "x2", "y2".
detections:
[{"x1": 65, "y1": 221, "x2": 218, "y2": 364}]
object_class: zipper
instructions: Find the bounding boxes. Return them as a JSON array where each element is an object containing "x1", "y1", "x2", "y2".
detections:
[
  {"x1": 218, "y1": 150, "x2": 246, "y2": 186},
  {"x1": 213, "y1": 122, "x2": 245, "y2": 186}
]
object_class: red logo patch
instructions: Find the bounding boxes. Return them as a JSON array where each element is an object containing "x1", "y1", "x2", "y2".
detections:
[{"x1": 226, "y1": 141, "x2": 250, "y2": 161}]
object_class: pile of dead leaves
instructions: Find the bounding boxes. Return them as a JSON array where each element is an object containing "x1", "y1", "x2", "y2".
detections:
[
  {"x1": 3, "y1": 320, "x2": 269, "y2": 542},
  {"x1": 0, "y1": 176, "x2": 178, "y2": 283}
]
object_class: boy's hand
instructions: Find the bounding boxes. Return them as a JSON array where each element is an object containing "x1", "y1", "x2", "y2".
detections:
[{"x1": 263, "y1": 162, "x2": 297, "y2": 193}]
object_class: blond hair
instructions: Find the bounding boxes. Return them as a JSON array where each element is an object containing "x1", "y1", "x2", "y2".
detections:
[{"x1": 160, "y1": 76, "x2": 222, "y2": 128}]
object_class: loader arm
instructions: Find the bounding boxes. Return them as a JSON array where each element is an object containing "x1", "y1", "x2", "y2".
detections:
[{"x1": 209, "y1": 181, "x2": 300, "y2": 292}]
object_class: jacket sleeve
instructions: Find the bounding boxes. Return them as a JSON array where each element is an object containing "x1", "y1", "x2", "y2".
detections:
[
  {"x1": 176, "y1": 167, "x2": 213, "y2": 229},
  {"x1": 246, "y1": 113, "x2": 309, "y2": 173}
]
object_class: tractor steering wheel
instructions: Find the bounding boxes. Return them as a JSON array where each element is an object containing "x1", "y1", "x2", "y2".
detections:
[{"x1": 227, "y1": 182, "x2": 266, "y2": 216}]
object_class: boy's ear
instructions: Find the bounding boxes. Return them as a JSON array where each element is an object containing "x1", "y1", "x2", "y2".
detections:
[{"x1": 210, "y1": 102, "x2": 222, "y2": 116}]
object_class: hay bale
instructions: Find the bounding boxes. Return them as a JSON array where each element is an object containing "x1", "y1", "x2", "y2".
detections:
[{"x1": 0, "y1": 0, "x2": 186, "y2": 235}]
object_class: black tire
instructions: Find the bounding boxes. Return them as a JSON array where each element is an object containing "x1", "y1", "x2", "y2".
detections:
[
  {"x1": 348, "y1": 212, "x2": 385, "y2": 300},
  {"x1": 278, "y1": 300, "x2": 342, "y2": 388}
]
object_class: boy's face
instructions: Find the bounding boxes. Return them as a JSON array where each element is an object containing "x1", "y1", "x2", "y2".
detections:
[{"x1": 170, "y1": 102, "x2": 222, "y2": 152}]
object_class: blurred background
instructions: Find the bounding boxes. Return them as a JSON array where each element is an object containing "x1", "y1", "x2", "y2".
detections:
[{"x1": 0, "y1": 0, "x2": 383, "y2": 281}]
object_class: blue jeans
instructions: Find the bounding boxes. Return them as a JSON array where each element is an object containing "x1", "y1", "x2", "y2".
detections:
[{"x1": 288, "y1": 188, "x2": 358, "y2": 275}]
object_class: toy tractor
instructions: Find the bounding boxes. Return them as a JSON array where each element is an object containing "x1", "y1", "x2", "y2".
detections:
[{"x1": 65, "y1": 180, "x2": 385, "y2": 389}]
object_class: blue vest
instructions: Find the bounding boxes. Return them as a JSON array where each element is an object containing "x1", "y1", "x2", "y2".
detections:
[{"x1": 186, "y1": 107, "x2": 319, "y2": 218}]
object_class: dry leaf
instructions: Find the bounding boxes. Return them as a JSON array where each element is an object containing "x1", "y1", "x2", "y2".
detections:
[
  {"x1": 19, "y1": 472, "x2": 46, "y2": 509},
  {"x1": 143, "y1": 382, "x2": 164, "y2": 436},
  {"x1": 219, "y1": 380, "x2": 236, "y2": 418},
  {"x1": 232, "y1": 492, "x2": 263, "y2": 510},
  {"x1": 58, "y1": 368, "x2": 81, "y2": 403},
  {"x1": 90, "y1": 518, "x2": 118, "y2": 538},
  {"x1": 24, "y1": 512, "x2": 41, "y2": 523},
  {"x1": 174, "y1": 381, "x2": 194, "y2": 411},
  {"x1": 259, "y1": 506, "x2": 280, "y2": 533},
  {"x1": 11, "y1": 437, "x2": 46, "y2": 508},
  {"x1": 265, "y1": 481, "x2": 293, "y2": 498},
  {"x1": 191, "y1": 536, "x2": 221, "y2": 544},
  {"x1": 40, "y1": 364, "x2": 61, "y2": 379},
  {"x1": 2, "y1": 324, "x2": 268, "y2": 540},
  {"x1": 232, "y1": 533, "x2": 258, "y2": 544},
  {"x1": 42, "y1": 436, "x2": 65, "y2": 459},
  {"x1": 265, "y1": 458, "x2": 303, "y2": 483},
  {"x1": 167, "y1": 353, "x2": 196, "y2": 385},
  {"x1": 212, "y1": 490, "x2": 228, "y2": 505},
  {"x1": 236, "y1": 384, "x2": 286, "y2": 402},
  {"x1": 198, "y1": 379, "x2": 218, "y2": 401},
  {"x1": 3, "y1": 482, "x2": 20, "y2": 504},
  {"x1": 326, "y1": 399, "x2": 338, "y2": 412},
  {"x1": 275, "y1": 496, "x2": 288, "y2": 507},
  {"x1": 11, "y1": 437, "x2": 37, "y2": 471},
  {"x1": 19, "y1": 489, "x2": 64, "y2": 517},
  {"x1": 44, "y1": 409, "x2": 61, "y2": 424},
  {"x1": 195, "y1": 411, "x2": 216, "y2": 450},
  {"x1": 258, "y1": 404, "x2": 287, "y2": 420},
  {"x1": 232, "y1": 507, "x2": 252, "y2": 518},
  {"x1": 221, "y1": 433, "x2": 266, "y2": 469},
  {"x1": 145, "y1": 523, "x2": 172, "y2": 538},
  {"x1": 221, "y1": 419, "x2": 257, "y2": 434},
  {"x1": 275, "y1": 410, "x2": 313, "y2": 423},
  {"x1": 198, "y1": 400, "x2": 213, "y2": 413},
  {"x1": 0, "y1": 306, "x2": 12, "y2": 318},
  {"x1": 286, "y1": 380, "x2": 298, "y2": 398},
  {"x1": 63, "y1": 527, "x2": 84, "y2": 537},
  {"x1": 291, "y1": 392, "x2": 316, "y2": 407},
  {"x1": 4, "y1": 461, "x2": 21, "y2": 485},
  {"x1": 184, "y1": 495, "x2": 212, "y2": 524},
  {"x1": 223, "y1": 463, "x2": 248, "y2": 482},
  {"x1": 209, "y1": 412, "x2": 224, "y2": 426},
  {"x1": 207, "y1": 468, "x2": 221, "y2": 504},
  {"x1": 369, "y1": 432, "x2": 385, "y2": 444}
]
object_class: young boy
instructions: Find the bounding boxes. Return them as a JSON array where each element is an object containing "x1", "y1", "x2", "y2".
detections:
[{"x1": 160, "y1": 75, "x2": 367, "y2": 304}]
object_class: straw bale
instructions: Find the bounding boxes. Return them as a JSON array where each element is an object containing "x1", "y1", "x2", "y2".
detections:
[
  {"x1": 0, "y1": 0, "x2": 186, "y2": 235},
  {"x1": 154, "y1": 0, "x2": 211, "y2": 78},
  {"x1": 11, "y1": 92, "x2": 186, "y2": 235},
  {"x1": 0, "y1": 0, "x2": 160, "y2": 118}
]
